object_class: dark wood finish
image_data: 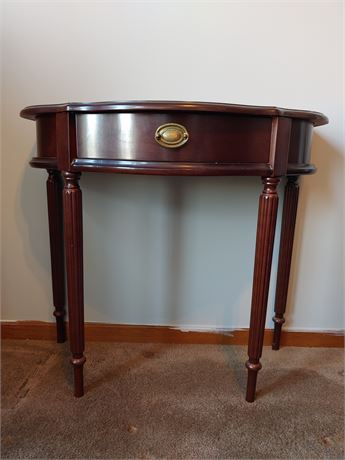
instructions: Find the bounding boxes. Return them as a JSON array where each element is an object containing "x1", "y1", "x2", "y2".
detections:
[
  {"x1": 272, "y1": 176, "x2": 300, "y2": 350},
  {"x1": 37, "y1": 115, "x2": 57, "y2": 158},
  {"x1": 46, "y1": 170, "x2": 66, "y2": 342},
  {"x1": 20, "y1": 100, "x2": 328, "y2": 126},
  {"x1": 288, "y1": 120, "x2": 314, "y2": 164},
  {"x1": 2, "y1": 321, "x2": 344, "y2": 347},
  {"x1": 269, "y1": 117, "x2": 291, "y2": 176},
  {"x1": 72, "y1": 159, "x2": 273, "y2": 176},
  {"x1": 29, "y1": 157, "x2": 317, "y2": 176},
  {"x1": 286, "y1": 163, "x2": 316, "y2": 175},
  {"x1": 56, "y1": 112, "x2": 73, "y2": 172},
  {"x1": 76, "y1": 113, "x2": 271, "y2": 164},
  {"x1": 20, "y1": 100, "x2": 328, "y2": 402},
  {"x1": 246, "y1": 177, "x2": 280, "y2": 402},
  {"x1": 30, "y1": 157, "x2": 58, "y2": 169},
  {"x1": 63, "y1": 172, "x2": 85, "y2": 397},
  {"x1": 26, "y1": 108, "x2": 321, "y2": 177}
]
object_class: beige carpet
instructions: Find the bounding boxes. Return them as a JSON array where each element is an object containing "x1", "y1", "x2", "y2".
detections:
[{"x1": 1, "y1": 339, "x2": 344, "y2": 459}]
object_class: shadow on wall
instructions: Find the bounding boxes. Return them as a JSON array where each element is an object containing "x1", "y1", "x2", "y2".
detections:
[
  {"x1": 285, "y1": 132, "x2": 343, "y2": 326},
  {"x1": 18, "y1": 132, "x2": 341, "y2": 329},
  {"x1": 19, "y1": 146, "x2": 52, "y2": 293},
  {"x1": 79, "y1": 174, "x2": 261, "y2": 327}
]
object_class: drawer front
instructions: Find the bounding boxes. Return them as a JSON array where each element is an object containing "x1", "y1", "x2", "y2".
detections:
[{"x1": 76, "y1": 113, "x2": 271, "y2": 164}]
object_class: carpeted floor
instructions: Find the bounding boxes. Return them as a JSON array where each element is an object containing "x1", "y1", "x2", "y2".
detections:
[{"x1": 1, "y1": 340, "x2": 344, "y2": 459}]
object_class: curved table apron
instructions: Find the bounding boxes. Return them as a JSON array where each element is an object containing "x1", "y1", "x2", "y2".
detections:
[{"x1": 20, "y1": 101, "x2": 328, "y2": 402}]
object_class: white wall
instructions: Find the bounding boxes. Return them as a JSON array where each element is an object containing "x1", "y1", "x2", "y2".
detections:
[{"x1": 2, "y1": 1, "x2": 344, "y2": 331}]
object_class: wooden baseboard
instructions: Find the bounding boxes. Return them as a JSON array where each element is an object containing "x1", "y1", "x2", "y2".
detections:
[{"x1": 1, "y1": 321, "x2": 344, "y2": 347}]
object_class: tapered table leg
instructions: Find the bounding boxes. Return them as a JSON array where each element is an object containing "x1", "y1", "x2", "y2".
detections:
[
  {"x1": 272, "y1": 176, "x2": 300, "y2": 350},
  {"x1": 246, "y1": 177, "x2": 280, "y2": 402},
  {"x1": 46, "y1": 170, "x2": 66, "y2": 343},
  {"x1": 63, "y1": 172, "x2": 85, "y2": 397}
]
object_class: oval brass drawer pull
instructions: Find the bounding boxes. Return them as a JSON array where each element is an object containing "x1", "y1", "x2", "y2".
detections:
[{"x1": 155, "y1": 123, "x2": 189, "y2": 148}]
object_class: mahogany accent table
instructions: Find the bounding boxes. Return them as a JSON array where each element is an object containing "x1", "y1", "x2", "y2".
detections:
[{"x1": 20, "y1": 101, "x2": 328, "y2": 402}]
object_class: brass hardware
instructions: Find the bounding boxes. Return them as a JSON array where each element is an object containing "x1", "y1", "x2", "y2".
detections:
[{"x1": 155, "y1": 123, "x2": 189, "y2": 148}]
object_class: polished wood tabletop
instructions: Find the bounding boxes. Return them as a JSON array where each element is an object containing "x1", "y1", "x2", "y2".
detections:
[{"x1": 21, "y1": 101, "x2": 328, "y2": 402}]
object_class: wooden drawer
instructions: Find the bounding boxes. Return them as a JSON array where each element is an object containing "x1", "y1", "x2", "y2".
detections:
[{"x1": 75, "y1": 112, "x2": 272, "y2": 164}]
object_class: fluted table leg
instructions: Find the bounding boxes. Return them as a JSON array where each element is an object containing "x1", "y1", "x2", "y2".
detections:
[
  {"x1": 46, "y1": 170, "x2": 66, "y2": 343},
  {"x1": 246, "y1": 177, "x2": 280, "y2": 402},
  {"x1": 63, "y1": 172, "x2": 85, "y2": 397},
  {"x1": 272, "y1": 176, "x2": 300, "y2": 350}
]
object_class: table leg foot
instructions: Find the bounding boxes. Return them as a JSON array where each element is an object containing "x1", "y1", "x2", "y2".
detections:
[
  {"x1": 272, "y1": 316, "x2": 285, "y2": 350},
  {"x1": 71, "y1": 355, "x2": 86, "y2": 397},
  {"x1": 53, "y1": 310, "x2": 66, "y2": 343},
  {"x1": 245, "y1": 361, "x2": 262, "y2": 402}
]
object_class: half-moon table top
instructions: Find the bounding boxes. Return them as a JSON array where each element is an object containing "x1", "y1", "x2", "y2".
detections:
[{"x1": 20, "y1": 100, "x2": 328, "y2": 126}]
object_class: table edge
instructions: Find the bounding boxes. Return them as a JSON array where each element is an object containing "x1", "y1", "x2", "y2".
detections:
[{"x1": 20, "y1": 100, "x2": 328, "y2": 126}]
